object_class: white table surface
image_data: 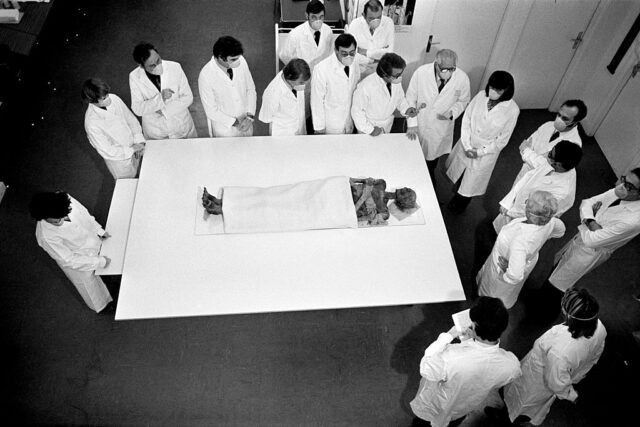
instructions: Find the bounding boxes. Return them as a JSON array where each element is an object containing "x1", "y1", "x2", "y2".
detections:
[{"x1": 115, "y1": 134, "x2": 464, "y2": 320}]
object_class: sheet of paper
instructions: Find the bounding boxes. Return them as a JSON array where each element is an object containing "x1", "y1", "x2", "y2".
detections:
[{"x1": 452, "y1": 309, "x2": 472, "y2": 333}]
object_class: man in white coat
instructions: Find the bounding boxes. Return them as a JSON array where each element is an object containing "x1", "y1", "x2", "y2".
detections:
[
  {"x1": 311, "y1": 33, "x2": 360, "y2": 134},
  {"x1": 83, "y1": 78, "x2": 146, "y2": 179},
  {"x1": 347, "y1": 0, "x2": 394, "y2": 78},
  {"x1": 30, "y1": 191, "x2": 113, "y2": 313},
  {"x1": 351, "y1": 52, "x2": 417, "y2": 136},
  {"x1": 410, "y1": 296, "x2": 521, "y2": 427},
  {"x1": 515, "y1": 99, "x2": 586, "y2": 181},
  {"x1": 406, "y1": 49, "x2": 470, "y2": 181},
  {"x1": 129, "y1": 42, "x2": 197, "y2": 140},
  {"x1": 537, "y1": 167, "x2": 640, "y2": 320},
  {"x1": 198, "y1": 36, "x2": 257, "y2": 137}
]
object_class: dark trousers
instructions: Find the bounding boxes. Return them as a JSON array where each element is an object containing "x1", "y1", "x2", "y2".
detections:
[
  {"x1": 535, "y1": 278, "x2": 565, "y2": 322},
  {"x1": 426, "y1": 159, "x2": 439, "y2": 182}
]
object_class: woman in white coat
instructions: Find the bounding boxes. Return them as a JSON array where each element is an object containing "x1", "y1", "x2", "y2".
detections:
[
  {"x1": 129, "y1": 43, "x2": 197, "y2": 140},
  {"x1": 477, "y1": 191, "x2": 565, "y2": 309},
  {"x1": 502, "y1": 288, "x2": 606, "y2": 425},
  {"x1": 445, "y1": 71, "x2": 519, "y2": 213},
  {"x1": 30, "y1": 192, "x2": 113, "y2": 313}
]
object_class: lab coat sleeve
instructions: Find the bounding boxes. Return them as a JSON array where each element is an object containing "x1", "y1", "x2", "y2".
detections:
[
  {"x1": 578, "y1": 192, "x2": 607, "y2": 221},
  {"x1": 503, "y1": 239, "x2": 527, "y2": 285},
  {"x1": 85, "y1": 124, "x2": 135, "y2": 160},
  {"x1": 449, "y1": 75, "x2": 471, "y2": 120},
  {"x1": 366, "y1": 24, "x2": 394, "y2": 60},
  {"x1": 395, "y1": 87, "x2": 417, "y2": 127},
  {"x1": 40, "y1": 236, "x2": 107, "y2": 271},
  {"x1": 198, "y1": 71, "x2": 237, "y2": 128},
  {"x1": 459, "y1": 95, "x2": 477, "y2": 150},
  {"x1": 579, "y1": 220, "x2": 639, "y2": 248},
  {"x1": 419, "y1": 333, "x2": 454, "y2": 382},
  {"x1": 310, "y1": 66, "x2": 327, "y2": 131},
  {"x1": 543, "y1": 351, "x2": 578, "y2": 402},
  {"x1": 476, "y1": 108, "x2": 519, "y2": 157},
  {"x1": 258, "y1": 86, "x2": 278, "y2": 124},
  {"x1": 521, "y1": 147, "x2": 549, "y2": 170},
  {"x1": 279, "y1": 31, "x2": 297, "y2": 66},
  {"x1": 129, "y1": 75, "x2": 165, "y2": 117},
  {"x1": 73, "y1": 199, "x2": 105, "y2": 236},
  {"x1": 163, "y1": 64, "x2": 194, "y2": 117},
  {"x1": 351, "y1": 84, "x2": 375, "y2": 135},
  {"x1": 405, "y1": 72, "x2": 418, "y2": 109},
  {"x1": 245, "y1": 64, "x2": 257, "y2": 116},
  {"x1": 117, "y1": 97, "x2": 145, "y2": 143},
  {"x1": 550, "y1": 218, "x2": 566, "y2": 239}
]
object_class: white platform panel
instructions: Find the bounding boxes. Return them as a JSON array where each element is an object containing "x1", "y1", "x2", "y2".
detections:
[{"x1": 115, "y1": 134, "x2": 464, "y2": 320}]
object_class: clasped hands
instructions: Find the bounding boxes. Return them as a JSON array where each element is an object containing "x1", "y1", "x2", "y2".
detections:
[
  {"x1": 583, "y1": 202, "x2": 603, "y2": 230},
  {"x1": 233, "y1": 113, "x2": 254, "y2": 132}
]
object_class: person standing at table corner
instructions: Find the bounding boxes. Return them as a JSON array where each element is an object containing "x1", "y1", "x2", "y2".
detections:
[
  {"x1": 537, "y1": 168, "x2": 640, "y2": 320},
  {"x1": 445, "y1": 71, "x2": 519, "y2": 214},
  {"x1": 198, "y1": 36, "x2": 257, "y2": 137},
  {"x1": 493, "y1": 288, "x2": 606, "y2": 426},
  {"x1": 406, "y1": 49, "x2": 470, "y2": 182},
  {"x1": 347, "y1": 0, "x2": 394, "y2": 78},
  {"x1": 311, "y1": 33, "x2": 360, "y2": 135},
  {"x1": 83, "y1": 78, "x2": 146, "y2": 179},
  {"x1": 410, "y1": 296, "x2": 521, "y2": 427},
  {"x1": 351, "y1": 52, "x2": 417, "y2": 136},
  {"x1": 514, "y1": 99, "x2": 586, "y2": 182},
  {"x1": 259, "y1": 58, "x2": 311, "y2": 136},
  {"x1": 129, "y1": 42, "x2": 197, "y2": 140},
  {"x1": 30, "y1": 191, "x2": 113, "y2": 313}
]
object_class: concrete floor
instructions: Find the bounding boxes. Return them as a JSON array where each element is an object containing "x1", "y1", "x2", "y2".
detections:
[{"x1": 1, "y1": 0, "x2": 639, "y2": 425}]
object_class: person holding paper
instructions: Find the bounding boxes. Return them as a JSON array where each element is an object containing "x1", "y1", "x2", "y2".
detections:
[
  {"x1": 30, "y1": 191, "x2": 113, "y2": 313},
  {"x1": 477, "y1": 191, "x2": 565, "y2": 309},
  {"x1": 410, "y1": 296, "x2": 521, "y2": 427}
]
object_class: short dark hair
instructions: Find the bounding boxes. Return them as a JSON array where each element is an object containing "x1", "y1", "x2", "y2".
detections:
[
  {"x1": 553, "y1": 140, "x2": 583, "y2": 171},
  {"x1": 562, "y1": 99, "x2": 587, "y2": 122},
  {"x1": 334, "y1": 33, "x2": 357, "y2": 50},
  {"x1": 629, "y1": 167, "x2": 640, "y2": 182},
  {"x1": 29, "y1": 191, "x2": 72, "y2": 220},
  {"x1": 485, "y1": 70, "x2": 515, "y2": 102},
  {"x1": 81, "y1": 78, "x2": 110, "y2": 103},
  {"x1": 282, "y1": 58, "x2": 311, "y2": 81},
  {"x1": 376, "y1": 53, "x2": 406, "y2": 78},
  {"x1": 213, "y1": 36, "x2": 244, "y2": 61},
  {"x1": 133, "y1": 42, "x2": 156, "y2": 65},
  {"x1": 469, "y1": 296, "x2": 509, "y2": 341},
  {"x1": 364, "y1": 0, "x2": 383, "y2": 14},
  {"x1": 562, "y1": 288, "x2": 599, "y2": 339},
  {"x1": 306, "y1": 0, "x2": 325, "y2": 15}
]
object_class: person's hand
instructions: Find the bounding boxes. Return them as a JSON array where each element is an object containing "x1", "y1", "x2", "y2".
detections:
[
  {"x1": 357, "y1": 47, "x2": 367, "y2": 56},
  {"x1": 102, "y1": 256, "x2": 111, "y2": 268},
  {"x1": 238, "y1": 115, "x2": 252, "y2": 132},
  {"x1": 499, "y1": 206, "x2": 509, "y2": 216},
  {"x1": 587, "y1": 220, "x2": 603, "y2": 231},
  {"x1": 315, "y1": 129, "x2": 326, "y2": 135},
  {"x1": 464, "y1": 148, "x2": 478, "y2": 159},
  {"x1": 406, "y1": 126, "x2": 418, "y2": 141},
  {"x1": 370, "y1": 126, "x2": 383, "y2": 137},
  {"x1": 404, "y1": 107, "x2": 418, "y2": 118},
  {"x1": 447, "y1": 325, "x2": 462, "y2": 338},
  {"x1": 498, "y1": 256, "x2": 509, "y2": 272},
  {"x1": 161, "y1": 89, "x2": 174, "y2": 101},
  {"x1": 436, "y1": 113, "x2": 451, "y2": 121},
  {"x1": 233, "y1": 113, "x2": 248, "y2": 128},
  {"x1": 592, "y1": 201, "x2": 602, "y2": 216},
  {"x1": 100, "y1": 232, "x2": 111, "y2": 240},
  {"x1": 519, "y1": 137, "x2": 532, "y2": 152}
]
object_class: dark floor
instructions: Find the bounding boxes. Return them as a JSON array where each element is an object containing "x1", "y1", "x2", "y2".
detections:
[{"x1": 1, "y1": 1, "x2": 639, "y2": 425}]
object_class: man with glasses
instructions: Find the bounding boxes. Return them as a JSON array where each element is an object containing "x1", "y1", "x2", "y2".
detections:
[
  {"x1": 515, "y1": 100, "x2": 586, "y2": 181},
  {"x1": 406, "y1": 49, "x2": 470, "y2": 181},
  {"x1": 538, "y1": 167, "x2": 640, "y2": 320},
  {"x1": 311, "y1": 33, "x2": 361, "y2": 134},
  {"x1": 347, "y1": 0, "x2": 394, "y2": 78},
  {"x1": 351, "y1": 52, "x2": 417, "y2": 136}
]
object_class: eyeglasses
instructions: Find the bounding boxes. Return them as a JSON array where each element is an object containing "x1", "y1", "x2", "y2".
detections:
[
  {"x1": 337, "y1": 50, "x2": 356, "y2": 58},
  {"x1": 437, "y1": 64, "x2": 456, "y2": 73},
  {"x1": 620, "y1": 175, "x2": 639, "y2": 192}
]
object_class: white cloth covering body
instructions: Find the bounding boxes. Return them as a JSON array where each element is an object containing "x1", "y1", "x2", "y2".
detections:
[
  {"x1": 259, "y1": 71, "x2": 307, "y2": 136},
  {"x1": 478, "y1": 217, "x2": 565, "y2": 309},
  {"x1": 515, "y1": 121, "x2": 582, "y2": 181},
  {"x1": 406, "y1": 63, "x2": 470, "y2": 160},
  {"x1": 492, "y1": 160, "x2": 576, "y2": 233},
  {"x1": 504, "y1": 321, "x2": 606, "y2": 425},
  {"x1": 35, "y1": 196, "x2": 112, "y2": 312},
  {"x1": 84, "y1": 94, "x2": 145, "y2": 179},
  {"x1": 279, "y1": 21, "x2": 333, "y2": 70},
  {"x1": 410, "y1": 332, "x2": 521, "y2": 427},
  {"x1": 129, "y1": 60, "x2": 197, "y2": 140},
  {"x1": 549, "y1": 189, "x2": 640, "y2": 290},
  {"x1": 347, "y1": 15, "x2": 394, "y2": 76},
  {"x1": 445, "y1": 91, "x2": 520, "y2": 197},
  {"x1": 311, "y1": 53, "x2": 360, "y2": 134},
  {"x1": 198, "y1": 56, "x2": 257, "y2": 137},
  {"x1": 351, "y1": 73, "x2": 416, "y2": 134}
]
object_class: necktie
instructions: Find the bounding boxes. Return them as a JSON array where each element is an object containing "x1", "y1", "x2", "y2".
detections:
[
  {"x1": 609, "y1": 199, "x2": 622, "y2": 208},
  {"x1": 386, "y1": 82, "x2": 392, "y2": 96},
  {"x1": 227, "y1": 68, "x2": 233, "y2": 80},
  {"x1": 314, "y1": 31, "x2": 320, "y2": 46},
  {"x1": 549, "y1": 131, "x2": 560, "y2": 142},
  {"x1": 438, "y1": 78, "x2": 446, "y2": 92},
  {"x1": 344, "y1": 66, "x2": 349, "y2": 77},
  {"x1": 292, "y1": 88, "x2": 297, "y2": 97}
]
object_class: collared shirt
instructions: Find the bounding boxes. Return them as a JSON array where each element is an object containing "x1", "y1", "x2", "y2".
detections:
[
  {"x1": 259, "y1": 71, "x2": 306, "y2": 136},
  {"x1": 519, "y1": 121, "x2": 582, "y2": 173},
  {"x1": 347, "y1": 15, "x2": 394, "y2": 65},
  {"x1": 279, "y1": 21, "x2": 333, "y2": 70}
]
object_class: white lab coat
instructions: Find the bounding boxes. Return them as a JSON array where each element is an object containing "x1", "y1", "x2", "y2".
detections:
[
  {"x1": 515, "y1": 121, "x2": 582, "y2": 182},
  {"x1": 259, "y1": 71, "x2": 306, "y2": 136},
  {"x1": 35, "y1": 196, "x2": 112, "y2": 312},
  {"x1": 406, "y1": 63, "x2": 470, "y2": 161},
  {"x1": 84, "y1": 94, "x2": 145, "y2": 179},
  {"x1": 351, "y1": 73, "x2": 416, "y2": 134},
  {"x1": 311, "y1": 53, "x2": 360, "y2": 134},
  {"x1": 505, "y1": 322, "x2": 606, "y2": 425},
  {"x1": 198, "y1": 56, "x2": 257, "y2": 137},
  {"x1": 410, "y1": 332, "x2": 521, "y2": 427},
  {"x1": 445, "y1": 91, "x2": 519, "y2": 197},
  {"x1": 478, "y1": 217, "x2": 565, "y2": 309},
  {"x1": 279, "y1": 21, "x2": 333, "y2": 71},
  {"x1": 129, "y1": 60, "x2": 197, "y2": 140},
  {"x1": 492, "y1": 161, "x2": 576, "y2": 233},
  {"x1": 549, "y1": 189, "x2": 640, "y2": 290},
  {"x1": 347, "y1": 15, "x2": 394, "y2": 77}
]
